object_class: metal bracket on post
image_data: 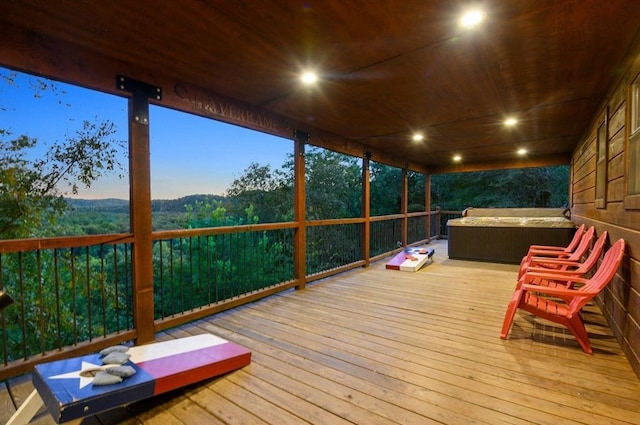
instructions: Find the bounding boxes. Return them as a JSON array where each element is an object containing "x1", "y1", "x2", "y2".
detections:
[
  {"x1": 364, "y1": 151, "x2": 372, "y2": 160},
  {"x1": 116, "y1": 75, "x2": 162, "y2": 125},
  {"x1": 293, "y1": 129, "x2": 309, "y2": 156},
  {"x1": 293, "y1": 129, "x2": 310, "y2": 143}
]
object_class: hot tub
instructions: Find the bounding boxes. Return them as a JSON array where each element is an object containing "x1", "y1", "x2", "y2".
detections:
[{"x1": 446, "y1": 208, "x2": 576, "y2": 264}]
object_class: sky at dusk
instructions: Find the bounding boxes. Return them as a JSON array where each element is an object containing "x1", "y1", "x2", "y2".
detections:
[{"x1": 1, "y1": 67, "x2": 292, "y2": 200}]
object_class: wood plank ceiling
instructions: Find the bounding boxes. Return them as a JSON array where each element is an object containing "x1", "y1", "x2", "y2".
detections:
[{"x1": 1, "y1": 0, "x2": 640, "y2": 173}]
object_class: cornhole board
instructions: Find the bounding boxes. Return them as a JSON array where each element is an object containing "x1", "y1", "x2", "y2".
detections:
[
  {"x1": 7, "y1": 333, "x2": 251, "y2": 424},
  {"x1": 386, "y1": 247, "x2": 435, "y2": 272}
]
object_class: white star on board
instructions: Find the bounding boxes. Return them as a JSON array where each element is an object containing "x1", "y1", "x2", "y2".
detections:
[{"x1": 49, "y1": 361, "x2": 105, "y2": 389}]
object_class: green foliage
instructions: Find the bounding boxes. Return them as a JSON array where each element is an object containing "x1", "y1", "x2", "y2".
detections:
[
  {"x1": 223, "y1": 147, "x2": 363, "y2": 222},
  {"x1": 1, "y1": 72, "x2": 130, "y2": 363},
  {"x1": 0, "y1": 134, "x2": 66, "y2": 238},
  {"x1": 431, "y1": 166, "x2": 569, "y2": 210},
  {"x1": 304, "y1": 149, "x2": 362, "y2": 219},
  {"x1": 306, "y1": 223, "x2": 363, "y2": 274},
  {"x1": 0, "y1": 122, "x2": 126, "y2": 239},
  {"x1": 369, "y1": 165, "x2": 427, "y2": 214},
  {"x1": 225, "y1": 162, "x2": 293, "y2": 223},
  {"x1": 185, "y1": 199, "x2": 235, "y2": 228},
  {"x1": 408, "y1": 171, "x2": 426, "y2": 212},
  {"x1": 370, "y1": 162, "x2": 401, "y2": 215},
  {"x1": 1, "y1": 245, "x2": 133, "y2": 362},
  {"x1": 152, "y1": 228, "x2": 294, "y2": 318}
]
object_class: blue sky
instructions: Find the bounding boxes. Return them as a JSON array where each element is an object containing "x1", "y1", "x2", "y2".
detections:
[{"x1": 1, "y1": 68, "x2": 292, "y2": 200}]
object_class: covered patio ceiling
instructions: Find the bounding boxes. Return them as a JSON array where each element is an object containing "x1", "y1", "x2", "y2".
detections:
[{"x1": 2, "y1": 0, "x2": 640, "y2": 173}]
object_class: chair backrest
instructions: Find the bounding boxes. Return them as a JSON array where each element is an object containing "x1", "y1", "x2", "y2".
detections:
[
  {"x1": 573, "y1": 231, "x2": 608, "y2": 274},
  {"x1": 564, "y1": 226, "x2": 595, "y2": 261},
  {"x1": 565, "y1": 223, "x2": 586, "y2": 252},
  {"x1": 569, "y1": 239, "x2": 625, "y2": 314}
]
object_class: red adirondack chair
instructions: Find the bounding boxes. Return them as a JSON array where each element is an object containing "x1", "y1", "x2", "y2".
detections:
[
  {"x1": 518, "y1": 231, "x2": 608, "y2": 290},
  {"x1": 501, "y1": 238, "x2": 625, "y2": 354},
  {"x1": 525, "y1": 223, "x2": 585, "y2": 255},
  {"x1": 517, "y1": 226, "x2": 594, "y2": 278}
]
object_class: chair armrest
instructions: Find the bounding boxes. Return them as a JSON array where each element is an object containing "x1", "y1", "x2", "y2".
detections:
[
  {"x1": 527, "y1": 257, "x2": 581, "y2": 268},
  {"x1": 521, "y1": 283, "x2": 596, "y2": 298},
  {"x1": 526, "y1": 249, "x2": 572, "y2": 258},
  {"x1": 528, "y1": 244, "x2": 567, "y2": 251},
  {"x1": 525, "y1": 266, "x2": 581, "y2": 275},
  {"x1": 520, "y1": 271, "x2": 587, "y2": 287}
]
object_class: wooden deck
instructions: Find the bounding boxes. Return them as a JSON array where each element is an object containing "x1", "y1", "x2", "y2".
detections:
[{"x1": 2, "y1": 239, "x2": 639, "y2": 424}]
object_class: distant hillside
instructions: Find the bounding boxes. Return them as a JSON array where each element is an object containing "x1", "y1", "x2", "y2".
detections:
[
  {"x1": 66, "y1": 198, "x2": 129, "y2": 212},
  {"x1": 66, "y1": 194, "x2": 226, "y2": 213},
  {"x1": 151, "y1": 194, "x2": 226, "y2": 212}
]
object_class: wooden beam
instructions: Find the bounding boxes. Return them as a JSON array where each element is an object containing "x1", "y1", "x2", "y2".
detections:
[{"x1": 428, "y1": 154, "x2": 571, "y2": 175}]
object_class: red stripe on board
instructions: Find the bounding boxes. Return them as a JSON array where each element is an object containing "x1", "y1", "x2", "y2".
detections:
[
  {"x1": 136, "y1": 342, "x2": 251, "y2": 395},
  {"x1": 385, "y1": 251, "x2": 406, "y2": 270}
]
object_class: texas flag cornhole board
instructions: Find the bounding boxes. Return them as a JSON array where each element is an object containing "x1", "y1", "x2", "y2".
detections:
[
  {"x1": 386, "y1": 247, "x2": 435, "y2": 272},
  {"x1": 7, "y1": 334, "x2": 251, "y2": 424}
]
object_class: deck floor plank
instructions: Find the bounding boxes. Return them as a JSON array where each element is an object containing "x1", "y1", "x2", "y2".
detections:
[
  {"x1": 214, "y1": 299, "x2": 597, "y2": 424},
  {"x1": 203, "y1": 315, "x2": 523, "y2": 425},
  {"x1": 238, "y1": 294, "x2": 638, "y2": 422},
  {"x1": 3, "y1": 240, "x2": 640, "y2": 424},
  {"x1": 187, "y1": 384, "x2": 269, "y2": 425}
]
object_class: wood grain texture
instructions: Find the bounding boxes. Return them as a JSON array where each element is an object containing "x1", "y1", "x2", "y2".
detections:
[
  {"x1": 2, "y1": 1, "x2": 639, "y2": 171},
  {"x1": 3, "y1": 240, "x2": 638, "y2": 424}
]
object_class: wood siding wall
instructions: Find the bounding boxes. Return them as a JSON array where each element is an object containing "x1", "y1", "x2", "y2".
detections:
[{"x1": 571, "y1": 30, "x2": 640, "y2": 378}]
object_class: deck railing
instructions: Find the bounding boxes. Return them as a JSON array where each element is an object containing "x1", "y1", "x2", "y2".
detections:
[
  {"x1": 438, "y1": 210, "x2": 464, "y2": 238},
  {"x1": 370, "y1": 215, "x2": 404, "y2": 257},
  {"x1": 0, "y1": 234, "x2": 135, "y2": 378},
  {"x1": 152, "y1": 224, "x2": 297, "y2": 322},
  {"x1": 0, "y1": 210, "x2": 449, "y2": 380},
  {"x1": 307, "y1": 219, "x2": 365, "y2": 277}
]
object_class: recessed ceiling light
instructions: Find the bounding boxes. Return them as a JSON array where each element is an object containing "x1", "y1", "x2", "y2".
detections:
[
  {"x1": 412, "y1": 133, "x2": 424, "y2": 142},
  {"x1": 301, "y1": 71, "x2": 318, "y2": 85},
  {"x1": 453, "y1": 155, "x2": 462, "y2": 162},
  {"x1": 505, "y1": 117, "x2": 518, "y2": 127},
  {"x1": 459, "y1": 9, "x2": 485, "y2": 28},
  {"x1": 517, "y1": 148, "x2": 527, "y2": 155}
]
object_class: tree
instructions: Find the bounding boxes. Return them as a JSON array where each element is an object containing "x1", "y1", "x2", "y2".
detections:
[
  {"x1": 370, "y1": 162, "x2": 402, "y2": 215},
  {"x1": 1, "y1": 71, "x2": 127, "y2": 239},
  {"x1": 431, "y1": 166, "x2": 570, "y2": 210},
  {"x1": 0, "y1": 122, "x2": 126, "y2": 239},
  {"x1": 1, "y1": 71, "x2": 129, "y2": 363},
  {"x1": 304, "y1": 148, "x2": 361, "y2": 220},
  {"x1": 224, "y1": 162, "x2": 293, "y2": 223},
  {"x1": 407, "y1": 171, "x2": 426, "y2": 212}
]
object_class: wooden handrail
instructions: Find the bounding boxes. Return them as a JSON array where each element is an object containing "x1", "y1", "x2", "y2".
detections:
[{"x1": 0, "y1": 234, "x2": 134, "y2": 253}]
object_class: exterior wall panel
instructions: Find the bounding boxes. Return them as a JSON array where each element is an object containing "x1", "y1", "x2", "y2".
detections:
[{"x1": 571, "y1": 31, "x2": 640, "y2": 377}]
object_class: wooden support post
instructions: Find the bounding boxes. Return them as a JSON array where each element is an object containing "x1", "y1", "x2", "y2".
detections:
[
  {"x1": 293, "y1": 131, "x2": 307, "y2": 290},
  {"x1": 362, "y1": 152, "x2": 371, "y2": 266},
  {"x1": 425, "y1": 173, "x2": 432, "y2": 240},
  {"x1": 401, "y1": 167, "x2": 408, "y2": 246},
  {"x1": 117, "y1": 76, "x2": 162, "y2": 344}
]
